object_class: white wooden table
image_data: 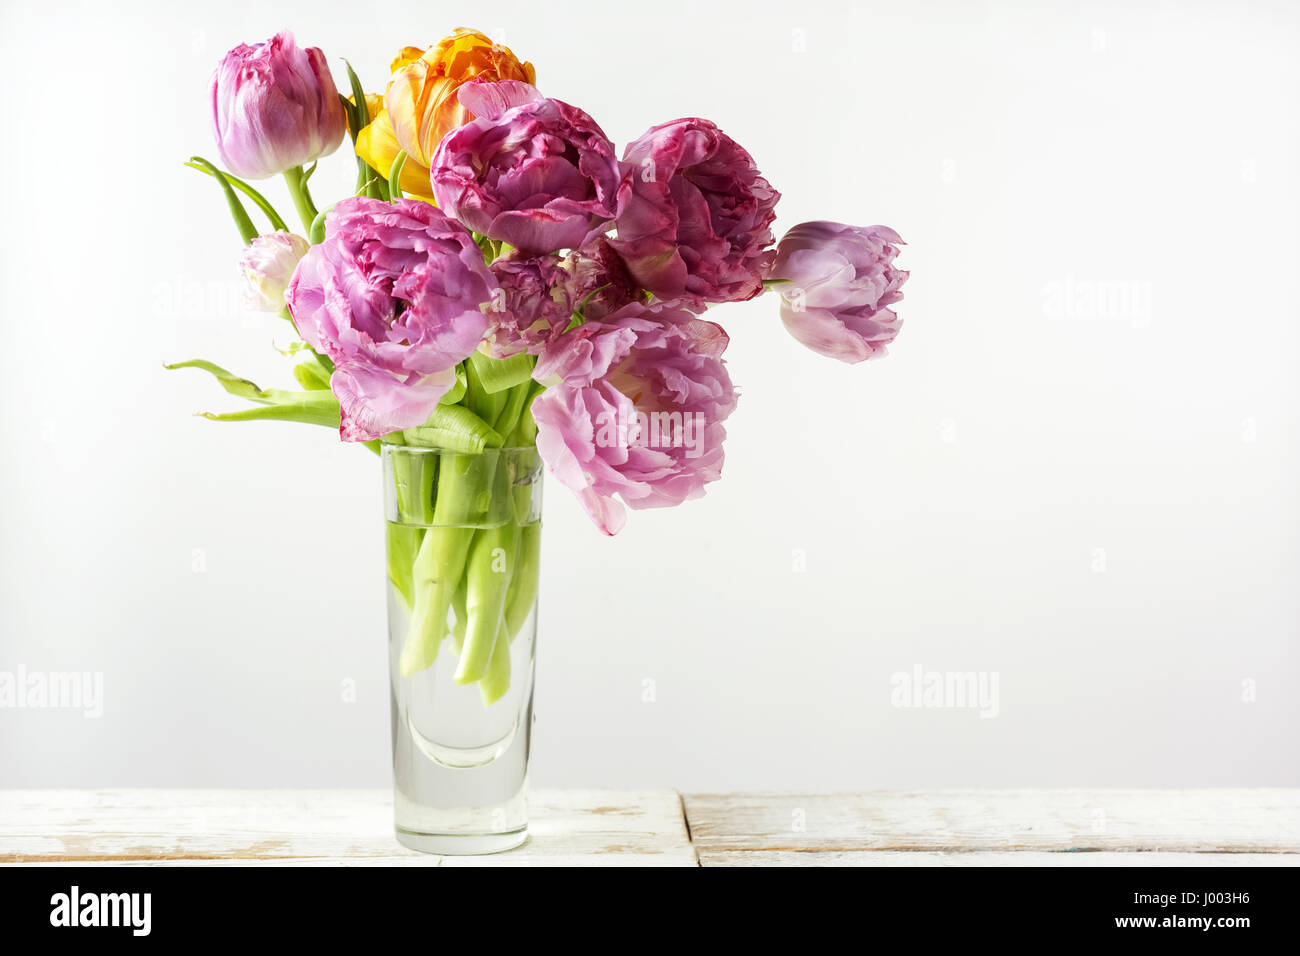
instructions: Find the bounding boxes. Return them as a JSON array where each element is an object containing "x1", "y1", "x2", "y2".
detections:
[{"x1": 2, "y1": 790, "x2": 1297, "y2": 866}]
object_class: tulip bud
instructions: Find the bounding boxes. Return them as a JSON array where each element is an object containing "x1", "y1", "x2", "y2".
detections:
[
  {"x1": 239, "y1": 232, "x2": 309, "y2": 314},
  {"x1": 210, "y1": 31, "x2": 348, "y2": 180}
]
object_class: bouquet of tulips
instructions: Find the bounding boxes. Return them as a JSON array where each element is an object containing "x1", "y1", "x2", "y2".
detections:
[{"x1": 174, "y1": 28, "x2": 908, "y2": 704}]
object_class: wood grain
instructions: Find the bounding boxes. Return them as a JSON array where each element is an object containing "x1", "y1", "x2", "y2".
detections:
[
  {"x1": 6, "y1": 789, "x2": 1298, "y2": 866},
  {"x1": 697, "y1": 850, "x2": 1300, "y2": 867},
  {"x1": 682, "y1": 790, "x2": 1300, "y2": 862},
  {"x1": 0, "y1": 789, "x2": 698, "y2": 867}
]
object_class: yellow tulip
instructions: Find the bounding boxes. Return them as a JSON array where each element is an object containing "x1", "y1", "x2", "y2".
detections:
[{"x1": 355, "y1": 109, "x2": 435, "y2": 201}]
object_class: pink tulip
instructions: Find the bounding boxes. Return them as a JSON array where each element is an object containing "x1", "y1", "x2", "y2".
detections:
[
  {"x1": 284, "y1": 198, "x2": 497, "y2": 442},
  {"x1": 611, "y1": 117, "x2": 779, "y2": 305},
  {"x1": 210, "y1": 31, "x2": 347, "y2": 180},
  {"x1": 430, "y1": 81, "x2": 621, "y2": 253},
  {"x1": 769, "y1": 221, "x2": 907, "y2": 363},
  {"x1": 533, "y1": 303, "x2": 737, "y2": 535},
  {"x1": 483, "y1": 252, "x2": 573, "y2": 358}
]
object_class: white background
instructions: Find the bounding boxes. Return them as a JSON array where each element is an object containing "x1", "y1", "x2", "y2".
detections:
[{"x1": 1, "y1": 0, "x2": 1296, "y2": 790}]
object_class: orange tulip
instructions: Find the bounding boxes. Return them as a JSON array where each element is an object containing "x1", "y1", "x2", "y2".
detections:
[{"x1": 383, "y1": 29, "x2": 536, "y2": 168}]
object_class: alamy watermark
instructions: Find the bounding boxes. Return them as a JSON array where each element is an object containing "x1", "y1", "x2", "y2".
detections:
[
  {"x1": 50, "y1": 886, "x2": 150, "y2": 936},
  {"x1": 1042, "y1": 274, "x2": 1152, "y2": 327},
  {"x1": 593, "y1": 407, "x2": 706, "y2": 458},
  {"x1": 890, "y1": 664, "x2": 999, "y2": 718},
  {"x1": 0, "y1": 666, "x2": 103, "y2": 718}
]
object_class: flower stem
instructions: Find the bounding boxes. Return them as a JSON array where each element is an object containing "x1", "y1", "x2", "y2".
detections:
[
  {"x1": 282, "y1": 165, "x2": 319, "y2": 234},
  {"x1": 455, "y1": 522, "x2": 516, "y2": 684},
  {"x1": 401, "y1": 525, "x2": 471, "y2": 675},
  {"x1": 503, "y1": 522, "x2": 541, "y2": 641},
  {"x1": 479, "y1": 617, "x2": 512, "y2": 706}
]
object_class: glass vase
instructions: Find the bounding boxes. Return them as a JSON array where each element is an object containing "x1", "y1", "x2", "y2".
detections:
[{"x1": 382, "y1": 442, "x2": 542, "y2": 854}]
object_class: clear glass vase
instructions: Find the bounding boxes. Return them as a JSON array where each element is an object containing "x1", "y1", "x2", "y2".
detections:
[{"x1": 382, "y1": 442, "x2": 543, "y2": 854}]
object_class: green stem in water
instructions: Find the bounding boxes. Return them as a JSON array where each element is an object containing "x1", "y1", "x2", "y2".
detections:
[
  {"x1": 386, "y1": 524, "x2": 423, "y2": 614},
  {"x1": 456, "y1": 522, "x2": 515, "y2": 684},
  {"x1": 479, "y1": 617, "x2": 512, "y2": 706},
  {"x1": 283, "y1": 165, "x2": 319, "y2": 233},
  {"x1": 451, "y1": 577, "x2": 468, "y2": 654},
  {"x1": 401, "y1": 528, "x2": 470, "y2": 675},
  {"x1": 399, "y1": 451, "x2": 498, "y2": 676},
  {"x1": 503, "y1": 521, "x2": 540, "y2": 642}
]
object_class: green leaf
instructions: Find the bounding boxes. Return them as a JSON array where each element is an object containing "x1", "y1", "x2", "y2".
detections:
[
  {"x1": 187, "y1": 156, "x2": 258, "y2": 244},
  {"x1": 166, "y1": 358, "x2": 341, "y2": 429},
  {"x1": 292, "y1": 352, "x2": 332, "y2": 390},
  {"x1": 184, "y1": 161, "x2": 290, "y2": 233},
  {"x1": 342, "y1": 59, "x2": 387, "y2": 201},
  {"x1": 439, "y1": 363, "x2": 468, "y2": 405},
  {"x1": 198, "y1": 399, "x2": 339, "y2": 429},
  {"x1": 343, "y1": 59, "x2": 370, "y2": 130},
  {"x1": 340, "y1": 93, "x2": 358, "y2": 134},
  {"x1": 401, "y1": 404, "x2": 502, "y2": 454},
  {"x1": 164, "y1": 359, "x2": 279, "y2": 403},
  {"x1": 468, "y1": 350, "x2": 534, "y2": 394}
]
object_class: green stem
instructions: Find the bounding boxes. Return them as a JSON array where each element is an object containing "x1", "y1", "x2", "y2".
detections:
[
  {"x1": 503, "y1": 521, "x2": 541, "y2": 642},
  {"x1": 479, "y1": 617, "x2": 512, "y2": 706},
  {"x1": 493, "y1": 380, "x2": 531, "y2": 447},
  {"x1": 184, "y1": 161, "x2": 290, "y2": 232},
  {"x1": 283, "y1": 165, "x2": 319, "y2": 233},
  {"x1": 389, "y1": 151, "x2": 407, "y2": 202},
  {"x1": 188, "y1": 156, "x2": 258, "y2": 244},
  {"x1": 399, "y1": 450, "x2": 498, "y2": 676},
  {"x1": 401, "y1": 526, "x2": 471, "y2": 675},
  {"x1": 451, "y1": 578, "x2": 468, "y2": 654},
  {"x1": 456, "y1": 522, "x2": 515, "y2": 684},
  {"x1": 464, "y1": 355, "x2": 507, "y2": 428},
  {"x1": 504, "y1": 382, "x2": 543, "y2": 447},
  {"x1": 386, "y1": 524, "x2": 423, "y2": 613}
]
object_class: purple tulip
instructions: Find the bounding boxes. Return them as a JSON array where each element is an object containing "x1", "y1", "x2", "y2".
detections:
[
  {"x1": 210, "y1": 31, "x2": 347, "y2": 180},
  {"x1": 563, "y1": 238, "x2": 644, "y2": 321},
  {"x1": 484, "y1": 252, "x2": 573, "y2": 358},
  {"x1": 769, "y1": 221, "x2": 908, "y2": 363},
  {"x1": 284, "y1": 198, "x2": 497, "y2": 442},
  {"x1": 610, "y1": 118, "x2": 780, "y2": 305},
  {"x1": 532, "y1": 303, "x2": 737, "y2": 536},
  {"x1": 430, "y1": 80, "x2": 621, "y2": 253}
]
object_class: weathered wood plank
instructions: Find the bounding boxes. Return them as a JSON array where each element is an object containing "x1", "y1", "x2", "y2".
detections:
[
  {"x1": 683, "y1": 790, "x2": 1300, "y2": 854},
  {"x1": 0, "y1": 789, "x2": 698, "y2": 866},
  {"x1": 699, "y1": 850, "x2": 1300, "y2": 867}
]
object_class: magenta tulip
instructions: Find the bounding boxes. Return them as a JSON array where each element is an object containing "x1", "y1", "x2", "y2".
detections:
[
  {"x1": 611, "y1": 117, "x2": 779, "y2": 305},
  {"x1": 430, "y1": 80, "x2": 621, "y2": 253}
]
